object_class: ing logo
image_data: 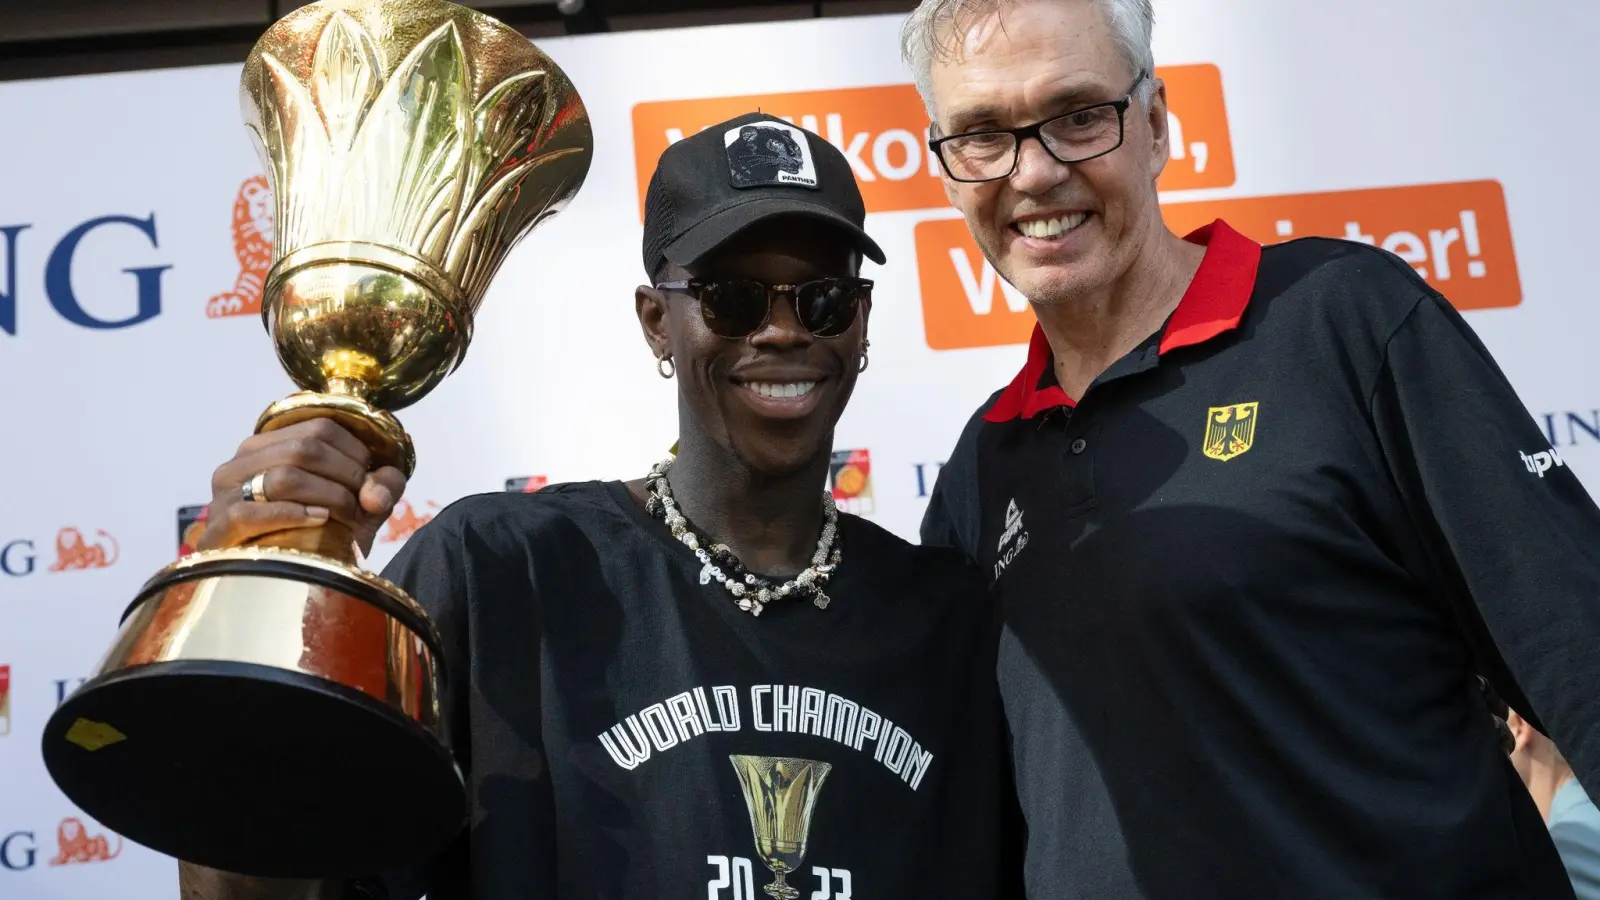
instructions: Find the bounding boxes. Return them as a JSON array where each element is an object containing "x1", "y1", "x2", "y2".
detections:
[
  {"x1": 48, "y1": 818, "x2": 121, "y2": 866},
  {"x1": 1541, "y1": 409, "x2": 1600, "y2": 449},
  {"x1": 381, "y1": 499, "x2": 439, "y2": 543},
  {"x1": 828, "y1": 449, "x2": 874, "y2": 516},
  {"x1": 48, "y1": 528, "x2": 119, "y2": 572},
  {"x1": 206, "y1": 175, "x2": 274, "y2": 319},
  {"x1": 1202, "y1": 402, "x2": 1259, "y2": 462}
]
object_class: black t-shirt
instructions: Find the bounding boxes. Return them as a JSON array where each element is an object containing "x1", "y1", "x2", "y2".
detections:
[
  {"x1": 923, "y1": 229, "x2": 1600, "y2": 899},
  {"x1": 373, "y1": 480, "x2": 1018, "y2": 900}
]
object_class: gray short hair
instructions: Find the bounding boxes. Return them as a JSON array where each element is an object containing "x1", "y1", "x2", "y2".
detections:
[{"x1": 900, "y1": 0, "x2": 1156, "y2": 120}]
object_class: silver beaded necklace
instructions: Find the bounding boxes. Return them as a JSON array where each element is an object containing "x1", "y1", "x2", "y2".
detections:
[{"x1": 645, "y1": 458, "x2": 841, "y2": 617}]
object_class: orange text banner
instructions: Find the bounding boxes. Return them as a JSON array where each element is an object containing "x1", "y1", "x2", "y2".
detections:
[
  {"x1": 915, "y1": 217, "x2": 1037, "y2": 351},
  {"x1": 1153, "y1": 64, "x2": 1234, "y2": 192},
  {"x1": 915, "y1": 179, "x2": 1521, "y2": 350},
  {"x1": 631, "y1": 64, "x2": 1235, "y2": 218},
  {"x1": 1161, "y1": 179, "x2": 1521, "y2": 311}
]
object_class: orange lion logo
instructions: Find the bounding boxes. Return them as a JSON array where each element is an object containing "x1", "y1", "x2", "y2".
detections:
[
  {"x1": 206, "y1": 175, "x2": 275, "y2": 319},
  {"x1": 381, "y1": 499, "x2": 439, "y2": 544},
  {"x1": 48, "y1": 817, "x2": 122, "y2": 866},
  {"x1": 48, "y1": 528, "x2": 119, "y2": 572}
]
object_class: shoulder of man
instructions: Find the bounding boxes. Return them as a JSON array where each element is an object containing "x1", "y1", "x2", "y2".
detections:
[
  {"x1": 845, "y1": 510, "x2": 969, "y2": 566},
  {"x1": 379, "y1": 481, "x2": 619, "y2": 597},
  {"x1": 414, "y1": 480, "x2": 618, "y2": 546},
  {"x1": 844, "y1": 511, "x2": 988, "y2": 601},
  {"x1": 1255, "y1": 235, "x2": 1440, "y2": 341}
]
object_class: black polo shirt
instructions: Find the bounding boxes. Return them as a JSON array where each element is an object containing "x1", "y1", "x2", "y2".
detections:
[{"x1": 922, "y1": 220, "x2": 1600, "y2": 899}]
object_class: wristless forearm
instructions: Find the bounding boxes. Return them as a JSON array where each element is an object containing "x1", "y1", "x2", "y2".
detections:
[{"x1": 179, "y1": 862, "x2": 341, "y2": 900}]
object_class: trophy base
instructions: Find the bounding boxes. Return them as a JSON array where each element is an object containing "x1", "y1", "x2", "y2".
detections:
[{"x1": 40, "y1": 548, "x2": 467, "y2": 879}]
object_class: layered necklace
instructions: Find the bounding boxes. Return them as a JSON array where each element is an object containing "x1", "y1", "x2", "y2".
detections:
[{"x1": 644, "y1": 458, "x2": 841, "y2": 617}]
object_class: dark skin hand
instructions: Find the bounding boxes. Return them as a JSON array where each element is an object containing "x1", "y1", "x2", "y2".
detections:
[
  {"x1": 179, "y1": 216, "x2": 868, "y2": 898},
  {"x1": 178, "y1": 864, "x2": 337, "y2": 900},
  {"x1": 197, "y1": 417, "x2": 409, "y2": 557}
]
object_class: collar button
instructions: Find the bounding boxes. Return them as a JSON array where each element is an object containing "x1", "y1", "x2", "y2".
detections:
[{"x1": 1070, "y1": 437, "x2": 1088, "y2": 455}]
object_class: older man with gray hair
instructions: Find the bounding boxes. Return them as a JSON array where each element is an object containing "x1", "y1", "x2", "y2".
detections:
[{"x1": 906, "y1": 1, "x2": 1600, "y2": 898}]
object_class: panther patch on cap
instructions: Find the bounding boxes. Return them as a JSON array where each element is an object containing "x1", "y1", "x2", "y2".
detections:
[{"x1": 724, "y1": 121, "x2": 819, "y2": 190}]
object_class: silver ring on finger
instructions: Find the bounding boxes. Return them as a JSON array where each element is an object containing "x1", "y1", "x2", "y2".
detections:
[{"x1": 241, "y1": 471, "x2": 270, "y2": 504}]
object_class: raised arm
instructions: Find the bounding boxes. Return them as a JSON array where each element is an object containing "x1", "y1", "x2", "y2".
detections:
[{"x1": 178, "y1": 862, "x2": 344, "y2": 900}]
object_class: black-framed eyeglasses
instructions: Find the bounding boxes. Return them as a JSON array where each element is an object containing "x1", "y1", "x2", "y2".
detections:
[
  {"x1": 928, "y1": 70, "x2": 1149, "y2": 183},
  {"x1": 655, "y1": 277, "x2": 873, "y2": 339}
]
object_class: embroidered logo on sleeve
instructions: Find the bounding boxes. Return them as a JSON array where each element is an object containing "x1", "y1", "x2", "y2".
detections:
[
  {"x1": 1520, "y1": 447, "x2": 1566, "y2": 478},
  {"x1": 995, "y1": 499, "x2": 1030, "y2": 580},
  {"x1": 725, "y1": 121, "x2": 819, "y2": 189}
]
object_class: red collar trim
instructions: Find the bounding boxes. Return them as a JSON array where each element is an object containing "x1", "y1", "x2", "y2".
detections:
[{"x1": 983, "y1": 219, "x2": 1262, "y2": 423}]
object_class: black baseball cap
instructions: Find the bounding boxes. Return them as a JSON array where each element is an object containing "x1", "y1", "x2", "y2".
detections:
[{"x1": 641, "y1": 111, "x2": 887, "y2": 278}]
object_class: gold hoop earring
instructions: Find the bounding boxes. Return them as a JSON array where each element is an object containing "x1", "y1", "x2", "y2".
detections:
[{"x1": 657, "y1": 355, "x2": 675, "y2": 379}]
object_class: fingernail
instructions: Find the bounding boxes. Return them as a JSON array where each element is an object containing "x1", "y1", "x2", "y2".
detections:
[
  {"x1": 306, "y1": 506, "x2": 331, "y2": 522},
  {"x1": 374, "y1": 487, "x2": 394, "y2": 509}
]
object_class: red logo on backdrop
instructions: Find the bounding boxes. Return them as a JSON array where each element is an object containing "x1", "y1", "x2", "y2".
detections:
[
  {"x1": 381, "y1": 499, "x2": 439, "y2": 543},
  {"x1": 178, "y1": 505, "x2": 209, "y2": 558},
  {"x1": 504, "y1": 476, "x2": 548, "y2": 493},
  {"x1": 828, "y1": 449, "x2": 874, "y2": 516},
  {"x1": 0, "y1": 665, "x2": 11, "y2": 737},
  {"x1": 207, "y1": 175, "x2": 275, "y2": 319},
  {"x1": 48, "y1": 818, "x2": 122, "y2": 866},
  {"x1": 48, "y1": 528, "x2": 119, "y2": 572}
]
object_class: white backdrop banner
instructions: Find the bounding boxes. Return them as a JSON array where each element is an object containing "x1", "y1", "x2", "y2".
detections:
[{"x1": 3, "y1": 2, "x2": 1599, "y2": 896}]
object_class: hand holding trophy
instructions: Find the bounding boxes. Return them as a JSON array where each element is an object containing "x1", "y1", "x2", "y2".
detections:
[{"x1": 41, "y1": 0, "x2": 590, "y2": 879}]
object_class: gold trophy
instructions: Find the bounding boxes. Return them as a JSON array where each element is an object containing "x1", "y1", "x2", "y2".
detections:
[
  {"x1": 41, "y1": 0, "x2": 590, "y2": 879},
  {"x1": 730, "y1": 755, "x2": 834, "y2": 900}
]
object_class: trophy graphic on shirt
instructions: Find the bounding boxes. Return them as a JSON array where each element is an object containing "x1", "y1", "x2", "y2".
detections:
[
  {"x1": 40, "y1": 0, "x2": 590, "y2": 880},
  {"x1": 730, "y1": 755, "x2": 834, "y2": 900}
]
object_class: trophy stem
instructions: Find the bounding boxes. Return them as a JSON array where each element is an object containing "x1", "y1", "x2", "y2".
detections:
[
  {"x1": 246, "y1": 391, "x2": 415, "y2": 561},
  {"x1": 764, "y1": 874, "x2": 799, "y2": 900}
]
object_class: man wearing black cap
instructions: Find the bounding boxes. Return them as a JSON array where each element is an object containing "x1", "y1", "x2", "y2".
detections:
[{"x1": 177, "y1": 113, "x2": 1018, "y2": 900}]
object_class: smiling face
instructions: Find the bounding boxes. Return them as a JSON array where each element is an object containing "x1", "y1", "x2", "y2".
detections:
[
  {"x1": 929, "y1": 0, "x2": 1171, "y2": 308},
  {"x1": 637, "y1": 216, "x2": 868, "y2": 476}
]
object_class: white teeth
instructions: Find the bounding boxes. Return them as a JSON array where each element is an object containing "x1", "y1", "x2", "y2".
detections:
[
  {"x1": 744, "y1": 381, "x2": 817, "y2": 399},
  {"x1": 1018, "y1": 212, "x2": 1088, "y2": 238}
]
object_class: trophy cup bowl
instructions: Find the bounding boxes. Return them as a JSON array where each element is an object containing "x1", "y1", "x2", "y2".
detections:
[
  {"x1": 40, "y1": 0, "x2": 591, "y2": 879},
  {"x1": 730, "y1": 755, "x2": 834, "y2": 900}
]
